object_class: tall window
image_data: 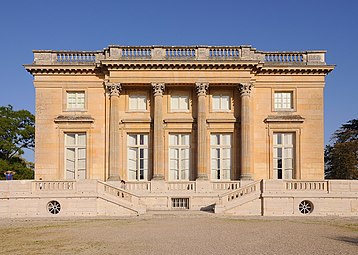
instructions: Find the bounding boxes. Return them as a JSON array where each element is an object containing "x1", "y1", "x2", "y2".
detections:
[
  {"x1": 211, "y1": 134, "x2": 231, "y2": 180},
  {"x1": 65, "y1": 133, "x2": 86, "y2": 179},
  {"x1": 273, "y1": 133, "x2": 294, "y2": 179},
  {"x1": 129, "y1": 95, "x2": 147, "y2": 111},
  {"x1": 274, "y1": 92, "x2": 293, "y2": 110},
  {"x1": 127, "y1": 134, "x2": 149, "y2": 180},
  {"x1": 171, "y1": 95, "x2": 189, "y2": 112},
  {"x1": 67, "y1": 91, "x2": 85, "y2": 110},
  {"x1": 169, "y1": 134, "x2": 190, "y2": 180},
  {"x1": 212, "y1": 95, "x2": 230, "y2": 111}
]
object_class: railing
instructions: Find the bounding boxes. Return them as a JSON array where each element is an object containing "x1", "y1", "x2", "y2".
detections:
[
  {"x1": 212, "y1": 181, "x2": 241, "y2": 190},
  {"x1": 33, "y1": 47, "x2": 326, "y2": 65},
  {"x1": 219, "y1": 180, "x2": 261, "y2": 205},
  {"x1": 209, "y1": 48, "x2": 240, "y2": 58},
  {"x1": 167, "y1": 182, "x2": 196, "y2": 191},
  {"x1": 264, "y1": 52, "x2": 305, "y2": 63},
  {"x1": 285, "y1": 181, "x2": 328, "y2": 191},
  {"x1": 165, "y1": 48, "x2": 196, "y2": 58},
  {"x1": 97, "y1": 181, "x2": 139, "y2": 204},
  {"x1": 33, "y1": 181, "x2": 75, "y2": 191},
  {"x1": 125, "y1": 181, "x2": 151, "y2": 191},
  {"x1": 57, "y1": 52, "x2": 97, "y2": 62},
  {"x1": 121, "y1": 47, "x2": 151, "y2": 58}
]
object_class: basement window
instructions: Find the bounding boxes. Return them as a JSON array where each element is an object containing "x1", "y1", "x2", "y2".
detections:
[{"x1": 171, "y1": 198, "x2": 189, "y2": 209}]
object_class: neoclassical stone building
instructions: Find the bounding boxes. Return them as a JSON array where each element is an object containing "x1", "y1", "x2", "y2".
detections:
[
  {"x1": 2, "y1": 45, "x2": 352, "y2": 217},
  {"x1": 24, "y1": 45, "x2": 334, "y2": 183}
]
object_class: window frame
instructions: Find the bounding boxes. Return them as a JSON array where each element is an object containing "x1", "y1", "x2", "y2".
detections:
[
  {"x1": 273, "y1": 133, "x2": 295, "y2": 180},
  {"x1": 210, "y1": 91, "x2": 232, "y2": 112},
  {"x1": 168, "y1": 134, "x2": 191, "y2": 181},
  {"x1": 272, "y1": 90, "x2": 295, "y2": 112},
  {"x1": 64, "y1": 133, "x2": 87, "y2": 180},
  {"x1": 127, "y1": 134, "x2": 149, "y2": 181},
  {"x1": 210, "y1": 133, "x2": 232, "y2": 181},
  {"x1": 65, "y1": 90, "x2": 87, "y2": 111},
  {"x1": 128, "y1": 93, "x2": 148, "y2": 112}
]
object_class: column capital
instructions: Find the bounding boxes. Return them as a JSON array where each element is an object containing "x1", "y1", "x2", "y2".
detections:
[
  {"x1": 152, "y1": 83, "x2": 165, "y2": 96},
  {"x1": 195, "y1": 82, "x2": 209, "y2": 96},
  {"x1": 238, "y1": 82, "x2": 254, "y2": 97},
  {"x1": 104, "y1": 81, "x2": 122, "y2": 97}
]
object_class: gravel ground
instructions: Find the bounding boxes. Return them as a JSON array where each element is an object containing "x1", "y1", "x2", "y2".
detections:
[{"x1": 0, "y1": 212, "x2": 357, "y2": 255}]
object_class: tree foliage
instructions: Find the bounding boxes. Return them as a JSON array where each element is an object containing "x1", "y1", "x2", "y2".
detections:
[
  {"x1": 0, "y1": 105, "x2": 35, "y2": 160},
  {"x1": 325, "y1": 119, "x2": 358, "y2": 179},
  {"x1": 0, "y1": 105, "x2": 35, "y2": 179}
]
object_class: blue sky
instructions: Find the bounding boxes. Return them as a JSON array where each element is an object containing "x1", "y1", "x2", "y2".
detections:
[{"x1": 0, "y1": 0, "x2": 357, "y2": 161}]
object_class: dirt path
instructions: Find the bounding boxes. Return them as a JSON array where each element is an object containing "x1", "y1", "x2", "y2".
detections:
[{"x1": 0, "y1": 213, "x2": 357, "y2": 255}]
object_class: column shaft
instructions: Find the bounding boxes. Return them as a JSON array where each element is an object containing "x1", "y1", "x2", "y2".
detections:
[
  {"x1": 196, "y1": 83, "x2": 209, "y2": 180},
  {"x1": 105, "y1": 82, "x2": 122, "y2": 181},
  {"x1": 152, "y1": 83, "x2": 165, "y2": 180},
  {"x1": 239, "y1": 83, "x2": 254, "y2": 180}
]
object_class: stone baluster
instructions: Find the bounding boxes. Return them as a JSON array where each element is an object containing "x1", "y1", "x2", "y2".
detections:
[
  {"x1": 105, "y1": 81, "x2": 122, "y2": 180},
  {"x1": 238, "y1": 83, "x2": 254, "y2": 180},
  {"x1": 196, "y1": 82, "x2": 209, "y2": 180},
  {"x1": 152, "y1": 83, "x2": 165, "y2": 180}
]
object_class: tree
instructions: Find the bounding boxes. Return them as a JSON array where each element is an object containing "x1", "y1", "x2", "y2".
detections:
[
  {"x1": 325, "y1": 119, "x2": 358, "y2": 179},
  {"x1": 0, "y1": 105, "x2": 35, "y2": 179}
]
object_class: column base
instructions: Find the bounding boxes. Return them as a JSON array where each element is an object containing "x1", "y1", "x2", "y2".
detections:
[
  {"x1": 107, "y1": 176, "x2": 121, "y2": 181},
  {"x1": 240, "y1": 173, "x2": 253, "y2": 181},
  {"x1": 152, "y1": 174, "x2": 164, "y2": 180},
  {"x1": 196, "y1": 173, "x2": 208, "y2": 180}
]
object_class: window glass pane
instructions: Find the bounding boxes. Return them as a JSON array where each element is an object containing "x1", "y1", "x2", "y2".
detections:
[
  {"x1": 221, "y1": 96, "x2": 230, "y2": 110},
  {"x1": 66, "y1": 134, "x2": 76, "y2": 146},
  {"x1": 212, "y1": 96, "x2": 220, "y2": 110},
  {"x1": 138, "y1": 96, "x2": 146, "y2": 110},
  {"x1": 128, "y1": 135, "x2": 137, "y2": 146},
  {"x1": 171, "y1": 96, "x2": 179, "y2": 110},
  {"x1": 77, "y1": 134, "x2": 86, "y2": 146},
  {"x1": 181, "y1": 134, "x2": 189, "y2": 145},
  {"x1": 180, "y1": 96, "x2": 189, "y2": 110}
]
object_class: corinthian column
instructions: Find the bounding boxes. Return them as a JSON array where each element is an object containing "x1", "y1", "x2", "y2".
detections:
[
  {"x1": 152, "y1": 83, "x2": 165, "y2": 180},
  {"x1": 238, "y1": 83, "x2": 254, "y2": 180},
  {"x1": 196, "y1": 82, "x2": 209, "y2": 180},
  {"x1": 105, "y1": 81, "x2": 122, "y2": 181}
]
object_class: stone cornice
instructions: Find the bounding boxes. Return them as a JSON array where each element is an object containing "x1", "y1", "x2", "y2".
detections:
[
  {"x1": 24, "y1": 65, "x2": 98, "y2": 75},
  {"x1": 54, "y1": 115, "x2": 94, "y2": 123},
  {"x1": 264, "y1": 115, "x2": 305, "y2": 123},
  {"x1": 257, "y1": 65, "x2": 335, "y2": 75}
]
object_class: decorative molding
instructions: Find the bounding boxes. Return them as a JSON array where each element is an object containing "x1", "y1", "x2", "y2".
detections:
[
  {"x1": 104, "y1": 81, "x2": 122, "y2": 97},
  {"x1": 195, "y1": 82, "x2": 209, "y2": 96},
  {"x1": 264, "y1": 115, "x2": 305, "y2": 123},
  {"x1": 238, "y1": 82, "x2": 254, "y2": 97},
  {"x1": 152, "y1": 83, "x2": 165, "y2": 96},
  {"x1": 54, "y1": 115, "x2": 94, "y2": 123}
]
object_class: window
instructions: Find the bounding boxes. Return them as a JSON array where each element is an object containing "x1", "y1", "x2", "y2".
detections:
[
  {"x1": 274, "y1": 92, "x2": 293, "y2": 110},
  {"x1": 129, "y1": 95, "x2": 147, "y2": 111},
  {"x1": 169, "y1": 134, "x2": 190, "y2": 180},
  {"x1": 273, "y1": 133, "x2": 294, "y2": 179},
  {"x1": 127, "y1": 134, "x2": 149, "y2": 180},
  {"x1": 67, "y1": 91, "x2": 85, "y2": 110},
  {"x1": 212, "y1": 95, "x2": 230, "y2": 111},
  {"x1": 171, "y1": 95, "x2": 189, "y2": 111},
  {"x1": 211, "y1": 134, "x2": 231, "y2": 180},
  {"x1": 65, "y1": 133, "x2": 86, "y2": 179}
]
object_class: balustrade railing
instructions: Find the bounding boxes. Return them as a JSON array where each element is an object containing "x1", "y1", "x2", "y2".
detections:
[
  {"x1": 97, "y1": 181, "x2": 139, "y2": 204},
  {"x1": 57, "y1": 52, "x2": 98, "y2": 62},
  {"x1": 219, "y1": 180, "x2": 261, "y2": 205},
  {"x1": 212, "y1": 181, "x2": 241, "y2": 190},
  {"x1": 285, "y1": 181, "x2": 328, "y2": 191},
  {"x1": 33, "y1": 47, "x2": 325, "y2": 65},
  {"x1": 33, "y1": 181, "x2": 75, "y2": 191},
  {"x1": 167, "y1": 181, "x2": 196, "y2": 191},
  {"x1": 209, "y1": 48, "x2": 240, "y2": 58},
  {"x1": 165, "y1": 48, "x2": 196, "y2": 58},
  {"x1": 121, "y1": 48, "x2": 151, "y2": 58},
  {"x1": 125, "y1": 181, "x2": 151, "y2": 191},
  {"x1": 264, "y1": 52, "x2": 305, "y2": 63}
]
